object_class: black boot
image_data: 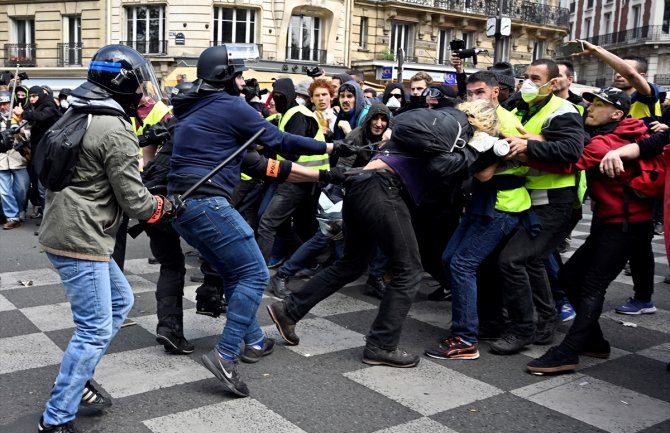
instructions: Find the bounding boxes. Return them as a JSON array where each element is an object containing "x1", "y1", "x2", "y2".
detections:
[
  {"x1": 156, "y1": 315, "x2": 194, "y2": 354},
  {"x1": 364, "y1": 275, "x2": 386, "y2": 299}
]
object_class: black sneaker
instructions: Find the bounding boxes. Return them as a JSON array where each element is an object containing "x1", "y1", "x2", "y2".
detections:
[
  {"x1": 80, "y1": 380, "x2": 112, "y2": 410},
  {"x1": 156, "y1": 327, "x2": 195, "y2": 355},
  {"x1": 533, "y1": 317, "x2": 560, "y2": 345},
  {"x1": 200, "y1": 349, "x2": 249, "y2": 397},
  {"x1": 38, "y1": 417, "x2": 80, "y2": 433},
  {"x1": 240, "y1": 337, "x2": 276, "y2": 363},
  {"x1": 579, "y1": 339, "x2": 611, "y2": 359},
  {"x1": 266, "y1": 302, "x2": 300, "y2": 345},
  {"x1": 195, "y1": 285, "x2": 227, "y2": 318},
  {"x1": 489, "y1": 333, "x2": 533, "y2": 355},
  {"x1": 427, "y1": 286, "x2": 452, "y2": 301},
  {"x1": 268, "y1": 273, "x2": 291, "y2": 299},
  {"x1": 362, "y1": 344, "x2": 420, "y2": 368},
  {"x1": 364, "y1": 276, "x2": 386, "y2": 299},
  {"x1": 527, "y1": 346, "x2": 579, "y2": 375}
]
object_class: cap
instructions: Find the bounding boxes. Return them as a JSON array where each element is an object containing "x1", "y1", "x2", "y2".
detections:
[
  {"x1": 583, "y1": 87, "x2": 631, "y2": 115},
  {"x1": 295, "y1": 79, "x2": 311, "y2": 97},
  {"x1": 490, "y1": 62, "x2": 516, "y2": 90}
]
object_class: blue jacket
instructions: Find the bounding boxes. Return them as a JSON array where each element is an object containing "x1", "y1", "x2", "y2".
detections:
[{"x1": 168, "y1": 90, "x2": 327, "y2": 197}]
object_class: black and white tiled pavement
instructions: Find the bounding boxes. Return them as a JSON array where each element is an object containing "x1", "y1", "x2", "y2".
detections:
[{"x1": 1, "y1": 210, "x2": 669, "y2": 433}]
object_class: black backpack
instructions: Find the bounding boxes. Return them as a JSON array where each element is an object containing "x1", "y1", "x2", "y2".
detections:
[{"x1": 33, "y1": 106, "x2": 123, "y2": 192}]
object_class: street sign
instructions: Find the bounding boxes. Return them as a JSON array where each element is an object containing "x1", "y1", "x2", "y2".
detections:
[
  {"x1": 444, "y1": 72, "x2": 457, "y2": 85},
  {"x1": 381, "y1": 66, "x2": 393, "y2": 80}
]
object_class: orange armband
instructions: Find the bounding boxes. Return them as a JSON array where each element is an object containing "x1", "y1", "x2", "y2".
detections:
[{"x1": 147, "y1": 195, "x2": 165, "y2": 223}]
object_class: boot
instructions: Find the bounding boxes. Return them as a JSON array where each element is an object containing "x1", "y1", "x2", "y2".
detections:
[{"x1": 156, "y1": 315, "x2": 194, "y2": 354}]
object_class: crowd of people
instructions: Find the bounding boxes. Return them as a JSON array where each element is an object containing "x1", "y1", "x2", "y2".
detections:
[{"x1": 2, "y1": 40, "x2": 670, "y2": 433}]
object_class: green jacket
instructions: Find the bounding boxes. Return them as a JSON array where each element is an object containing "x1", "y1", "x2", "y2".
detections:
[{"x1": 39, "y1": 110, "x2": 158, "y2": 261}]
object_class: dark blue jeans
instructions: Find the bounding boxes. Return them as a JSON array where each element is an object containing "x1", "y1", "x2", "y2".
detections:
[
  {"x1": 443, "y1": 211, "x2": 521, "y2": 343},
  {"x1": 173, "y1": 196, "x2": 268, "y2": 357},
  {"x1": 558, "y1": 219, "x2": 653, "y2": 354},
  {"x1": 284, "y1": 171, "x2": 422, "y2": 350},
  {"x1": 278, "y1": 228, "x2": 344, "y2": 276}
]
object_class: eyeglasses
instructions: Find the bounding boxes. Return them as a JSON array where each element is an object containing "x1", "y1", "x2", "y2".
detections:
[
  {"x1": 390, "y1": 93, "x2": 403, "y2": 99},
  {"x1": 422, "y1": 88, "x2": 443, "y2": 98}
]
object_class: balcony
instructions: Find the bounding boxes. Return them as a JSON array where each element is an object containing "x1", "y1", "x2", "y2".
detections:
[
  {"x1": 653, "y1": 74, "x2": 670, "y2": 86},
  {"x1": 585, "y1": 25, "x2": 670, "y2": 48},
  {"x1": 4, "y1": 43, "x2": 36, "y2": 67},
  {"x1": 121, "y1": 40, "x2": 167, "y2": 56},
  {"x1": 285, "y1": 47, "x2": 326, "y2": 63},
  {"x1": 57, "y1": 43, "x2": 83, "y2": 67}
]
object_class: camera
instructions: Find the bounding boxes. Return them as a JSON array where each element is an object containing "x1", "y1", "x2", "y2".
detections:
[
  {"x1": 449, "y1": 39, "x2": 486, "y2": 65},
  {"x1": 450, "y1": 39, "x2": 466, "y2": 52},
  {"x1": 305, "y1": 66, "x2": 324, "y2": 78}
]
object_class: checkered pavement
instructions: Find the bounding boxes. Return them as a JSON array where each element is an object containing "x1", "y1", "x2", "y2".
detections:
[{"x1": 1, "y1": 211, "x2": 669, "y2": 433}]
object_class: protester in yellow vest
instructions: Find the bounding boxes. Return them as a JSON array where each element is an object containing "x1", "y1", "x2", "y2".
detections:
[
  {"x1": 490, "y1": 59, "x2": 586, "y2": 356},
  {"x1": 256, "y1": 78, "x2": 328, "y2": 265}
]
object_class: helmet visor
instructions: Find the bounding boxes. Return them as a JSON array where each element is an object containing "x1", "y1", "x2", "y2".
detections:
[{"x1": 135, "y1": 61, "x2": 164, "y2": 104}]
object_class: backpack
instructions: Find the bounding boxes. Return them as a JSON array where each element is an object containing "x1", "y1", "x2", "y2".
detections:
[
  {"x1": 626, "y1": 150, "x2": 668, "y2": 199},
  {"x1": 33, "y1": 106, "x2": 122, "y2": 192}
]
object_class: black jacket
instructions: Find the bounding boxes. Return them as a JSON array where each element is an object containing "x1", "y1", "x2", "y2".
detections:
[{"x1": 22, "y1": 90, "x2": 61, "y2": 148}]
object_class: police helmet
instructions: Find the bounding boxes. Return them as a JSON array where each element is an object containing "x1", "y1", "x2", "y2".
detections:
[
  {"x1": 196, "y1": 45, "x2": 247, "y2": 86},
  {"x1": 170, "y1": 81, "x2": 194, "y2": 104},
  {"x1": 0, "y1": 91, "x2": 10, "y2": 104}
]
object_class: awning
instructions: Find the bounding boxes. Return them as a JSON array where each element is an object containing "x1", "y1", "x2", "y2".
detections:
[{"x1": 164, "y1": 67, "x2": 312, "y2": 89}]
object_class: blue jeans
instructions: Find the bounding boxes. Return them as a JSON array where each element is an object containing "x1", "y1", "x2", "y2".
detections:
[
  {"x1": 443, "y1": 211, "x2": 520, "y2": 343},
  {"x1": 279, "y1": 228, "x2": 343, "y2": 276},
  {"x1": 172, "y1": 196, "x2": 268, "y2": 356},
  {"x1": 43, "y1": 254, "x2": 133, "y2": 426},
  {"x1": 0, "y1": 168, "x2": 29, "y2": 220}
]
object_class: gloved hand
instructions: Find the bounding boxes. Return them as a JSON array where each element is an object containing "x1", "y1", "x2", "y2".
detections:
[
  {"x1": 332, "y1": 139, "x2": 360, "y2": 158},
  {"x1": 319, "y1": 166, "x2": 347, "y2": 185},
  {"x1": 147, "y1": 194, "x2": 178, "y2": 223},
  {"x1": 138, "y1": 124, "x2": 170, "y2": 147}
]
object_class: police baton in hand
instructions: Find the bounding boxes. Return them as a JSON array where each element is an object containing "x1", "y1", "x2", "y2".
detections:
[{"x1": 173, "y1": 127, "x2": 266, "y2": 214}]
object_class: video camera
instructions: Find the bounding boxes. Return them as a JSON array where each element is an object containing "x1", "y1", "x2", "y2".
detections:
[
  {"x1": 241, "y1": 78, "x2": 268, "y2": 102},
  {"x1": 450, "y1": 39, "x2": 487, "y2": 66},
  {"x1": 0, "y1": 122, "x2": 27, "y2": 154},
  {"x1": 305, "y1": 66, "x2": 325, "y2": 78}
]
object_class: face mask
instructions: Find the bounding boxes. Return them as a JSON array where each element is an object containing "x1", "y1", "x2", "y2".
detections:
[
  {"x1": 521, "y1": 79, "x2": 552, "y2": 103},
  {"x1": 296, "y1": 96, "x2": 306, "y2": 106},
  {"x1": 386, "y1": 96, "x2": 400, "y2": 110}
]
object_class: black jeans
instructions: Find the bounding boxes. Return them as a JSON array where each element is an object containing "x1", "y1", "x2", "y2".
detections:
[
  {"x1": 284, "y1": 171, "x2": 422, "y2": 350},
  {"x1": 558, "y1": 219, "x2": 654, "y2": 354},
  {"x1": 145, "y1": 223, "x2": 186, "y2": 326},
  {"x1": 498, "y1": 203, "x2": 573, "y2": 337},
  {"x1": 256, "y1": 182, "x2": 319, "y2": 262}
]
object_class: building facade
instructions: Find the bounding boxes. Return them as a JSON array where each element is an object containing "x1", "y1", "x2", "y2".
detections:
[
  {"x1": 568, "y1": 0, "x2": 670, "y2": 89},
  {"x1": 1, "y1": 0, "x2": 569, "y2": 90}
]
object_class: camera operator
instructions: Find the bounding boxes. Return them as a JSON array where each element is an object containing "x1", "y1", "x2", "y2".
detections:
[
  {"x1": 0, "y1": 91, "x2": 30, "y2": 229},
  {"x1": 242, "y1": 78, "x2": 266, "y2": 116}
]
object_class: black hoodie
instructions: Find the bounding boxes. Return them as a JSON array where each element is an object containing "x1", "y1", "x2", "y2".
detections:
[
  {"x1": 22, "y1": 86, "x2": 61, "y2": 147},
  {"x1": 272, "y1": 78, "x2": 319, "y2": 160}
]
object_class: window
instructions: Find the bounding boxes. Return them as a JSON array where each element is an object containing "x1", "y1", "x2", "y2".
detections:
[
  {"x1": 390, "y1": 22, "x2": 413, "y2": 60},
  {"x1": 437, "y1": 29, "x2": 452, "y2": 64},
  {"x1": 14, "y1": 18, "x2": 35, "y2": 45},
  {"x1": 126, "y1": 5, "x2": 165, "y2": 54},
  {"x1": 61, "y1": 15, "x2": 82, "y2": 66},
  {"x1": 9, "y1": 18, "x2": 35, "y2": 65},
  {"x1": 532, "y1": 40, "x2": 545, "y2": 60},
  {"x1": 587, "y1": 0, "x2": 594, "y2": 8},
  {"x1": 603, "y1": 13, "x2": 611, "y2": 34},
  {"x1": 664, "y1": 0, "x2": 670, "y2": 33},
  {"x1": 632, "y1": 5, "x2": 641, "y2": 38},
  {"x1": 583, "y1": 17, "x2": 592, "y2": 39},
  {"x1": 569, "y1": 2, "x2": 575, "y2": 13},
  {"x1": 213, "y1": 8, "x2": 256, "y2": 45},
  {"x1": 287, "y1": 15, "x2": 322, "y2": 62},
  {"x1": 358, "y1": 17, "x2": 368, "y2": 49}
]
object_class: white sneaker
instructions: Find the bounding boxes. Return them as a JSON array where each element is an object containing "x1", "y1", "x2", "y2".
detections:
[{"x1": 19, "y1": 211, "x2": 26, "y2": 221}]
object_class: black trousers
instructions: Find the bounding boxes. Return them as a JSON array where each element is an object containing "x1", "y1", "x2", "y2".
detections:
[
  {"x1": 558, "y1": 219, "x2": 654, "y2": 354},
  {"x1": 284, "y1": 171, "x2": 422, "y2": 350}
]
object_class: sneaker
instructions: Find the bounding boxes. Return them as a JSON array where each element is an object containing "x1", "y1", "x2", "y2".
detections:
[
  {"x1": 38, "y1": 416, "x2": 80, "y2": 433},
  {"x1": 200, "y1": 349, "x2": 249, "y2": 397},
  {"x1": 579, "y1": 339, "x2": 611, "y2": 359},
  {"x1": 79, "y1": 380, "x2": 112, "y2": 409},
  {"x1": 533, "y1": 317, "x2": 560, "y2": 345},
  {"x1": 425, "y1": 336, "x2": 479, "y2": 360},
  {"x1": 19, "y1": 210, "x2": 26, "y2": 222},
  {"x1": 363, "y1": 276, "x2": 386, "y2": 299},
  {"x1": 2, "y1": 220, "x2": 20, "y2": 230},
  {"x1": 268, "y1": 273, "x2": 291, "y2": 299},
  {"x1": 156, "y1": 327, "x2": 195, "y2": 354},
  {"x1": 30, "y1": 207, "x2": 43, "y2": 219},
  {"x1": 559, "y1": 302, "x2": 576, "y2": 322},
  {"x1": 267, "y1": 302, "x2": 300, "y2": 345},
  {"x1": 363, "y1": 344, "x2": 420, "y2": 368},
  {"x1": 427, "y1": 285, "x2": 452, "y2": 301},
  {"x1": 195, "y1": 285, "x2": 227, "y2": 318},
  {"x1": 527, "y1": 346, "x2": 579, "y2": 375},
  {"x1": 240, "y1": 337, "x2": 276, "y2": 363},
  {"x1": 615, "y1": 297, "x2": 657, "y2": 315},
  {"x1": 489, "y1": 333, "x2": 533, "y2": 355}
]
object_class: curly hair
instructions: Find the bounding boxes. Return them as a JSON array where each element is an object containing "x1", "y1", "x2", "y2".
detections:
[
  {"x1": 308, "y1": 78, "x2": 335, "y2": 98},
  {"x1": 457, "y1": 99, "x2": 500, "y2": 136}
]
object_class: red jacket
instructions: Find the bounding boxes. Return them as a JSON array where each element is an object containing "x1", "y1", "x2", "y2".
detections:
[{"x1": 529, "y1": 118, "x2": 652, "y2": 223}]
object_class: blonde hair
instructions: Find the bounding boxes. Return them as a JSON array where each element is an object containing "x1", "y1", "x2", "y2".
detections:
[{"x1": 457, "y1": 99, "x2": 500, "y2": 136}]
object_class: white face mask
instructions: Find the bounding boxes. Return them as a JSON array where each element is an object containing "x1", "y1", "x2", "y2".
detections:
[
  {"x1": 295, "y1": 96, "x2": 306, "y2": 106},
  {"x1": 520, "y1": 79, "x2": 552, "y2": 103},
  {"x1": 386, "y1": 96, "x2": 401, "y2": 109}
]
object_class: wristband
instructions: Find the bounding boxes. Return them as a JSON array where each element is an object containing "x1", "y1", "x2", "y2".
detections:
[
  {"x1": 266, "y1": 159, "x2": 280, "y2": 178},
  {"x1": 147, "y1": 195, "x2": 165, "y2": 223}
]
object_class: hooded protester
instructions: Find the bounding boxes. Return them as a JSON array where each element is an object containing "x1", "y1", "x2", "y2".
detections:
[
  {"x1": 332, "y1": 80, "x2": 369, "y2": 140},
  {"x1": 424, "y1": 84, "x2": 460, "y2": 109},
  {"x1": 13, "y1": 85, "x2": 29, "y2": 109},
  {"x1": 381, "y1": 83, "x2": 407, "y2": 114}
]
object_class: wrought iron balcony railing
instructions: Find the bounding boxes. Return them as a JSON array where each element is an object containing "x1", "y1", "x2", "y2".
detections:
[
  {"x1": 654, "y1": 74, "x2": 670, "y2": 85},
  {"x1": 4, "y1": 43, "x2": 36, "y2": 67},
  {"x1": 285, "y1": 47, "x2": 327, "y2": 63},
  {"x1": 121, "y1": 40, "x2": 167, "y2": 55},
  {"x1": 57, "y1": 43, "x2": 83, "y2": 67},
  {"x1": 584, "y1": 25, "x2": 670, "y2": 48}
]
